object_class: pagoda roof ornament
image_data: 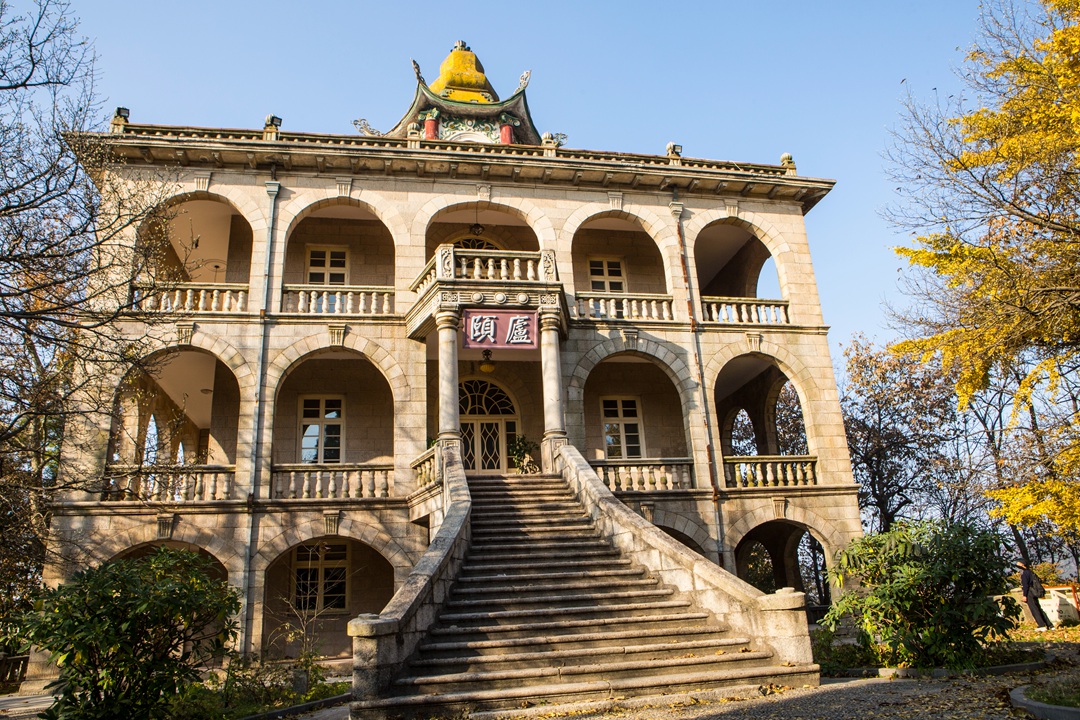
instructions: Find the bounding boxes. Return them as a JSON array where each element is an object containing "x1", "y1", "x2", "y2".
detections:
[{"x1": 367, "y1": 42, "x2": 543, "y2": 146}]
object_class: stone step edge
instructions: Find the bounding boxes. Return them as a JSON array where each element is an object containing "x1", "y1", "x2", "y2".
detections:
[
  {"x1": 420, "y1": 625, "x2": 741, "y2": 653},
  {"x1": 452, "y1": 576, "x2": 656, "y2": 594},
  {"x1": 411, "y1": 636, "x2": 756, "y2": 668},
  {"x1": 352, "y1": 664, "x2": 820, "y2": 711},
  {"x1": 445, "y1": 588, "x2": 674, "y2": 610},
  {"x1": 428, "y1": 611, "x2": 711, "y2": 636},
  {"x1": 463, "y1": 551, "x2": 622, "y2": 565},
  {"x1": 466, "y1": 682, "x2": 781, "y2": 720},
  {"x1": 458, "y1": 567, "x2": 642, "y2": 583},
  {"x1": 439, "y1": 599, "x2": 689, "y2": 623},
  {"x1": 396, "y1": 649, "x2": 774, "y2": 686}
]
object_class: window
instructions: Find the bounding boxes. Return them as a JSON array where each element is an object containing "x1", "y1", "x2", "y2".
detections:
[
  {"x1": 601, "y1": 397, "x2": 644, "y2": 458},
  {"x1": 588, "y1": 258, "x2": 624, "y2": 292},
  {"x1": 293, "y1": 541, "x2": 348, "y2": 612},
  {"x1": 307, "y1": 247, "x2": 348, "y2": 285},
  {"x1": 453, "y1": 236, "x2": 499, "y2": 250},
  {"x1": 299, "y1": 396, "x2": 343, "y2": 463}
]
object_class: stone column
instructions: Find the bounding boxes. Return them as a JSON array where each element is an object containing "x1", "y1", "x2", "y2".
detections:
[
  {"x1": 539, "y1": 308, "x2": 567, "y2": 471},
  {"x1": 436, "y1": 309, "x2": 461, "y2": 444}
]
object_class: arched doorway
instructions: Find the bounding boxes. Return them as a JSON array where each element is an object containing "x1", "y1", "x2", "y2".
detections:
[{"x1": 459, "y1": 379, "x2": 519, "y2": 474}]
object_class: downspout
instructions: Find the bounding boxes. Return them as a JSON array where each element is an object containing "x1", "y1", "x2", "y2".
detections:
[
  {"x1": 241, "y1": 179, "x2": 280, "y2": 655},
  {"x1": 669, "y1": 189, "x2": 726, "y2": 568}
]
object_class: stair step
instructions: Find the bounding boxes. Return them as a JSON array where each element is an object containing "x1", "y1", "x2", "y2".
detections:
[
  {"x1": 411, "y1": 636, "x2": 755, "y2": 670},
  {"x1": 428, "y1": 610, "x2": 712, "y2": 638},
  {"x1": 419, "y1": 624, "x2": 742, "y2": 655},
  {"x1": 446, "y1": 588, "x2": 674, "y2": 611},
  {"x1": 453, "y1": 575, "x2": 655, "y2": 593},
  {"x1": 464, "y1": 549, "x2": 621, "y2": 565},
  {"x1": 353, "y1": 665, "x2": 819, "y2": 719},
  {"x1": 458, "y1": 567, "x2": 643, "y2": 584},
  {"x1": 437, "y1": 599, "x2": 692, "y2": 625}
]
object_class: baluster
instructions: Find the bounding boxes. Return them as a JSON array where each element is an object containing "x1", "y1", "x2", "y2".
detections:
[
  {"x1": 359, "y1": 470, "x2": 372, "y2": 498},
  {"x1": 346, "y1": 292, "x2": 355, "y2": 314},
  {"x1": 382, "y1": 292, "x2": 391, "y2": 313},
  {"x1": 513, "y1": 258, "x2": 522, "y2": 280},
  {"x1": 209, "y1": 289, "x2": 219, "y2": 311},
  {"x1": 807, "y1": 462, "x2": 817, "y2": 484},
  {"x1": 680, "y1": 464, "x2": 691, "y2": 489},
  {"x1": 764, "y1": 462, "x2": 775, "y2": 486},
  {"x1": 377, "y1": 469, "x2": 389, "y2": 497},
  {"x1": 237, "y1": 290, "x2": 247, "y2": 311},
  {"x1": 300, "y1": 471, "x2": 311, "y2": 498},
  {"x1": 328, "y1": 470, "x2": 338, "y2": 498},
  {"x1": 482, "y1": 258, "x2": 492, "y2": 279},
  {"x1": 626, "y1": 465, "x2": 638, "y2": 491},
  {"x1": 526, "y1": 260, "x2": 537, "y2": 280},
  {"x1": 780, "y1": 305, "x2": 789, "y2": 323},
  {"x1": 662, "y1": 300, "x2": 671, "y2": 320},
  {"x1": 643, "y1": 465, "x2": 655, "y2": 491},
  {"x1": 285, "y1": 470, "x2": 296, "y2": 498},
  {"x1": 500, "y1": 258, "x2": 509, "y2": 279},
  {"x1": 471, "y1": 258, "x2": 482, "y2": 279},
  {"x1": 458, "y1": 258, "x2": 469, "y2": 278},
  {"x1": 795, "y1": 462, "x2": 806, "y2": 485},
  {"x1": 296, "y1": 291, "x2": 307, "y2": 313}
]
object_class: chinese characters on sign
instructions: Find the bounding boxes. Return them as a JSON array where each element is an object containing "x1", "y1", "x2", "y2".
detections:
[{"x1": 461, "y1": 309, "x2": 538, "y2": 350}]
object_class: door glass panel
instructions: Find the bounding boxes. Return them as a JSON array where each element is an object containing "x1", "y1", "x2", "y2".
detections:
[
  {"x1": 480, "y1": 421, "x2": 501, "y2": 470},
  {"x1": 461, "y1": 422, "x2": 476, "y2": 471}
]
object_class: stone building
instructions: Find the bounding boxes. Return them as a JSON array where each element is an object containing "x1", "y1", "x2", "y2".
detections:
[{"x1": 39, "y1": 41, "x2": 862, "y2": 707}]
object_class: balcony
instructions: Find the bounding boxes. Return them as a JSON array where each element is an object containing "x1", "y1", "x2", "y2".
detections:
[
  {"x1": 101, "y1": 465, "x2": 237, "y2": 502},
  {"x1": 133, "y1": 283, "x2": 249, "y2": 314},
  {"x1": 590, "y1": 458, "x2": 694, "y2": 492},
  {"x1": 407, "y1": 244, "x2": 562, "y2": 337},
  {"x1": 572, "y1": 292, "x2": 675, "y2": 322},
  {"x1": 281, "y1": 285, "x2": 395, "y2": 316},
  {"x1": 700, "y1": 296, "x2": 789, "y2": 325},
  {"x1": 723, "y1": 456, "x2": 817, "y2": 489},
  {"x1": 270, "y1": 463, "x2": 394, "y2": 500}
]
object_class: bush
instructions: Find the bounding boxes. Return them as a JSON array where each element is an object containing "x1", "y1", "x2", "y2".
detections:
[
  {"x1": 9, "y1": 547, "x2": 240, "y2": 720},
  {"x1": 823, "y1": 521, "x2": 1020, "y2": 669}
]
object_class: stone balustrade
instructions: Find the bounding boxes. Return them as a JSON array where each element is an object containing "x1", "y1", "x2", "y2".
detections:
[
  {"x1": 281, "y1": 285, "x2": 394, "y2": 315},
  {"x1": 411, "y1": 446, "x2": 440, "y2": 487},
  {"x1": 270, "y1": 463, "x2": 393, "y2": 499},
  {"x1": 573, "y1": 293, "x2": 675, "y2": 322},
  {"x1": 700, "y1": 296, "x2": 789, "y2": 325},
  {"x1": 411, "y1": 245, "x2": 557, "y2": 295},
  {"x1": 590, "y1": 458, "x2": 693, "y2": 491},
  {"x1": 723, "y1": 456, "x2": 818, "y2": 488},
  {"x1": 133, "y1": 283, "x2": 248, "y2": 313},
  {"x1": 102, "y1": 465, "x2": 236, "y2": 502}
]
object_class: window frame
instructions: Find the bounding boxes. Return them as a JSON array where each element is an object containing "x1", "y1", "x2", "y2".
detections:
[
  {"x1": 291, "y1": 540, "x2": 350, "y2": 614},
  {"x1": 600, "y1": 396, "x2": 646, "y2": 459},
  {"x1": 587, "y1": 256, "x2": 626, "y2": 293},
  {"x1": 298, "y1": 395, "x2": 345, "y2": 464},
  {"x1": 306, "y1": 246, "x2": 349, "y2": 286}
]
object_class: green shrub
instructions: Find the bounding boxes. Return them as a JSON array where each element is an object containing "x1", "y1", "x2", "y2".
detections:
[
  {"x1": 9, "y1": 547, "x2": 240, "y2": 720},
  {"x1": 823, "y1": 521, "x2": 1020, "y2": 669}
]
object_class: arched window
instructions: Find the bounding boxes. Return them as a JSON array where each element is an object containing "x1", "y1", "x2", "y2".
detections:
[{"x1": 453, "y1": 236, "x2": 500, "y2": 251}]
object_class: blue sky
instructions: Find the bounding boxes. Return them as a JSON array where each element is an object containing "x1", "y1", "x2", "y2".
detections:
[{"x1": 77, "y1": 1, "x2": 983, "y2": 363}]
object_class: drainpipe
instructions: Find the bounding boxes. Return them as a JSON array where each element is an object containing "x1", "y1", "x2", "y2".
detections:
[
  {"x1": 669, "y1": 190, "x2": 726, "y2": 569},
  {"x1": 240, "y1": 179, "x2": 280, "y2": 655}
]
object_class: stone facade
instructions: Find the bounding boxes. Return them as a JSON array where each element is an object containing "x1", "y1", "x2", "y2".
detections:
[{"x1": 35, "y1": 48, "x2": 862, "y2": 679}]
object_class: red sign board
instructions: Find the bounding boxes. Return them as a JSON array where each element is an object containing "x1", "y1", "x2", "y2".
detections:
[{"x1": 461, "y1": 309, "x2": 538, "y2": 350}]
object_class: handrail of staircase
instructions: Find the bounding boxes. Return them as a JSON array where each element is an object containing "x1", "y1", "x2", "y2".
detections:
[
  {"x1": 347, "y1": 443, "x2": 471, "y2": 699},
  {"x1": 556, "y1": 444, "x2": 815, "y2": 667}
]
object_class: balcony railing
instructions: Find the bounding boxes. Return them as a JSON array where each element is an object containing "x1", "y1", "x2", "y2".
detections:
[
  {"x1": 590, "y1": 458, "x2": 693, "y2": 491},
  {"x1": 411, "y1": 446, "x2": 440, "y2": 487},
  {"x1": 270, "y1": 463, "x2": 394, "y2": 499},
  {"x1": 133, "y1": 283, "x2": 249, "y2": 313},
  {"x1": 101, "y1": 465, "x2": 237, "y2": 502},
  {"x1": 573, "y1": 293, "x2": 675, "y2": 322},
  {"x1": 700, "y1": 296, "x2": 789, "y2": 325},
  {"x1": 723, "y1": 456, "x2": 818, "y2": 488},
  {"x1": 412, "y1": 246, "x2": 557, "y2": 295},
  {"x1": 281, "y1": 285, "x2": 394, "y2": 315}
]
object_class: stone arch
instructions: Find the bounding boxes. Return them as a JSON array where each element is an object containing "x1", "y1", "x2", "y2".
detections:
[
  {"x1": 705, "y1": 343, "x2": 820, "y2": 454},
  {"x1": 138, "y1": 187, "x2": 266, "y2": 241},
  {"x1": 649, "y1": 508, "x2": 714, "y2": 556},
  {"x1": 725, "y1": 505, "x2": 845, "y2": 565},
  {"x1": 265, "y1": 332, "x2": 408, "y2": 406},
  {"x1": 561, "y1": 204, "x2": 679, "y2": 257},
  {"x1": 90, "y1": 518, "x2": 245, "y2": 575},
  {"x1": 413, "y1": 197, "x2": 557, "y2": 251},
  {"x1": 458, "y1": 374, "x2": 526, "y2": 417},
  {"x1": 568, "y1": 337, "x2": 698, "y2": 404},
  {"x1": 277, "y1": 193, "x2": 409, "y2": 258},
  {"x1": 683, "y1": 208, "x2": 792, "y2": 264},
  {"x1": 252, "y1": 515, "x2": 416, "y2": 583}
]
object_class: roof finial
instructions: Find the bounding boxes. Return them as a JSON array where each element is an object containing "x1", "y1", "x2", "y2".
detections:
[{"x1": 411, "y1": 59, "x2": 425, "y2": 85}]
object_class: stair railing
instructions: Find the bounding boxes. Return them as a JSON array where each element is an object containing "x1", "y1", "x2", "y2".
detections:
[
  {"x1": 556, "y1": 444, "x2": 815, "y2": 669},
  {"x1": 348, "y1": 442, "x2": 470, "y2": 699}
]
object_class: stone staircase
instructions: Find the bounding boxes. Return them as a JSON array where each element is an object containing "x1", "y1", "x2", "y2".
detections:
[{"x1": 352, "y1": 473, "x2": 817, "y2": 718}]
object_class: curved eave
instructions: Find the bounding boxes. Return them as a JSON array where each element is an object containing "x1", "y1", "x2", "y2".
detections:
[{"x1": 383, "y1": 82, "x2": 542, "y2": 145}]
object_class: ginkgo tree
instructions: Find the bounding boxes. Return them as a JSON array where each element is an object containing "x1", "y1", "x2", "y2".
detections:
[{"x1": 890, "y1": 0, "x2": 1080, "y2": 535}]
